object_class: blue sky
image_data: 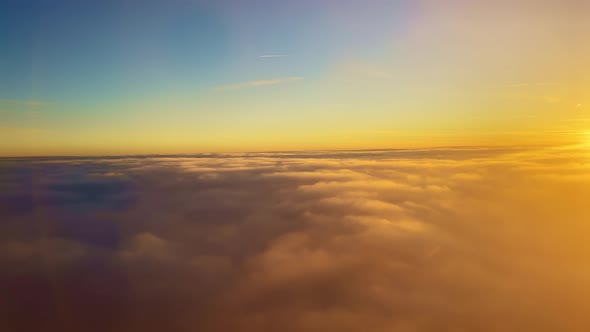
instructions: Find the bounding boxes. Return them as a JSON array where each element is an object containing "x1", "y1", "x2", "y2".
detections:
[{"x1": 1, "y1": 0, "x2": 405, "y2": 103}]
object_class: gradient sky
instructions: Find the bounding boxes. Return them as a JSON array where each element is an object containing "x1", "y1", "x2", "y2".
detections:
[{"x1": 1, "y1": 0, "x2": 589, "y2": 156}]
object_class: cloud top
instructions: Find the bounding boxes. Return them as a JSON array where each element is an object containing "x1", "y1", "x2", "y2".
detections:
[{"x1": 1, "y1": 146, "x2": 590, "y2": 331}]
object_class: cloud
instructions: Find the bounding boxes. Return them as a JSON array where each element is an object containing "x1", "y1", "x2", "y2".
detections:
[
  {"x1": 215, "y1": 77, "x2": 304, "y2": 92},
  {"x1": 504, "y1": 91, "x2": 564, "y2": 104},
  {"x1": 119, "y1": 232, "x2": 171, "y2": 261},
  {"x1": 506, "y1": 83, "x2": 560, "y2": 88},
  {"x1": 0, "y1": 99, "x2": 46, "y2": 107},
  {"x1": 0, "y1": 127, "x2": 44, "y2": 136},
  {"x1": 543, "y1": 95, "x2": 561, "y2": 103},
  {"x1": 1, "y1": 146, "x2": 590, "y2": 331},
  {"x1": 259, "y1": 54, "x2": 289, "y2": 58},
  {"x1": 0, "y1": 238, "x2": 87, "y2": 263}
]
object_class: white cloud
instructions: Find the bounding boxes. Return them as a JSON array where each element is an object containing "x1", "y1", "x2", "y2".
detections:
[
  {"x1": 0, "y1": 99, "x2": 46, "y2": 107},
  {"x1": 507, "y1": 83, "x2": 560, "y2": 88},
  {"x1": 259, "y1": 54, "x2": 288, "y2": 58},
  {"x1": 215, "y1": 77, "x2": 303, "y2": 92}
]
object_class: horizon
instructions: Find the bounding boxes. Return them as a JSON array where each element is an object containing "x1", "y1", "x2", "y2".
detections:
[
  {"x1": 0, "y1": 142, "x2": 570, "y2": 159},
  {"x1": 0, "y1": 141, "x2": 568, "y2": 159}
]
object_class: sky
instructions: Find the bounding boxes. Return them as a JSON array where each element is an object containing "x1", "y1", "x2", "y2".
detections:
[{"x1": 1, "y1": 0, "x2": 589, "y2": 156}]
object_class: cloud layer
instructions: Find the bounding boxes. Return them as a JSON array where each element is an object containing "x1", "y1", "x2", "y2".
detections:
[
  {"x1": 215, "y1": 77, "x2": 303, "y2": 91},
  {"x1": 1, "y1": 146, "x2": 589, "y2": 331}
]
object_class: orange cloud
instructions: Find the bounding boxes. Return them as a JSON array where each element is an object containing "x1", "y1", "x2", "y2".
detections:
[{"x1": 1, "y1": 146, "x2": 589, "y2": 331}]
